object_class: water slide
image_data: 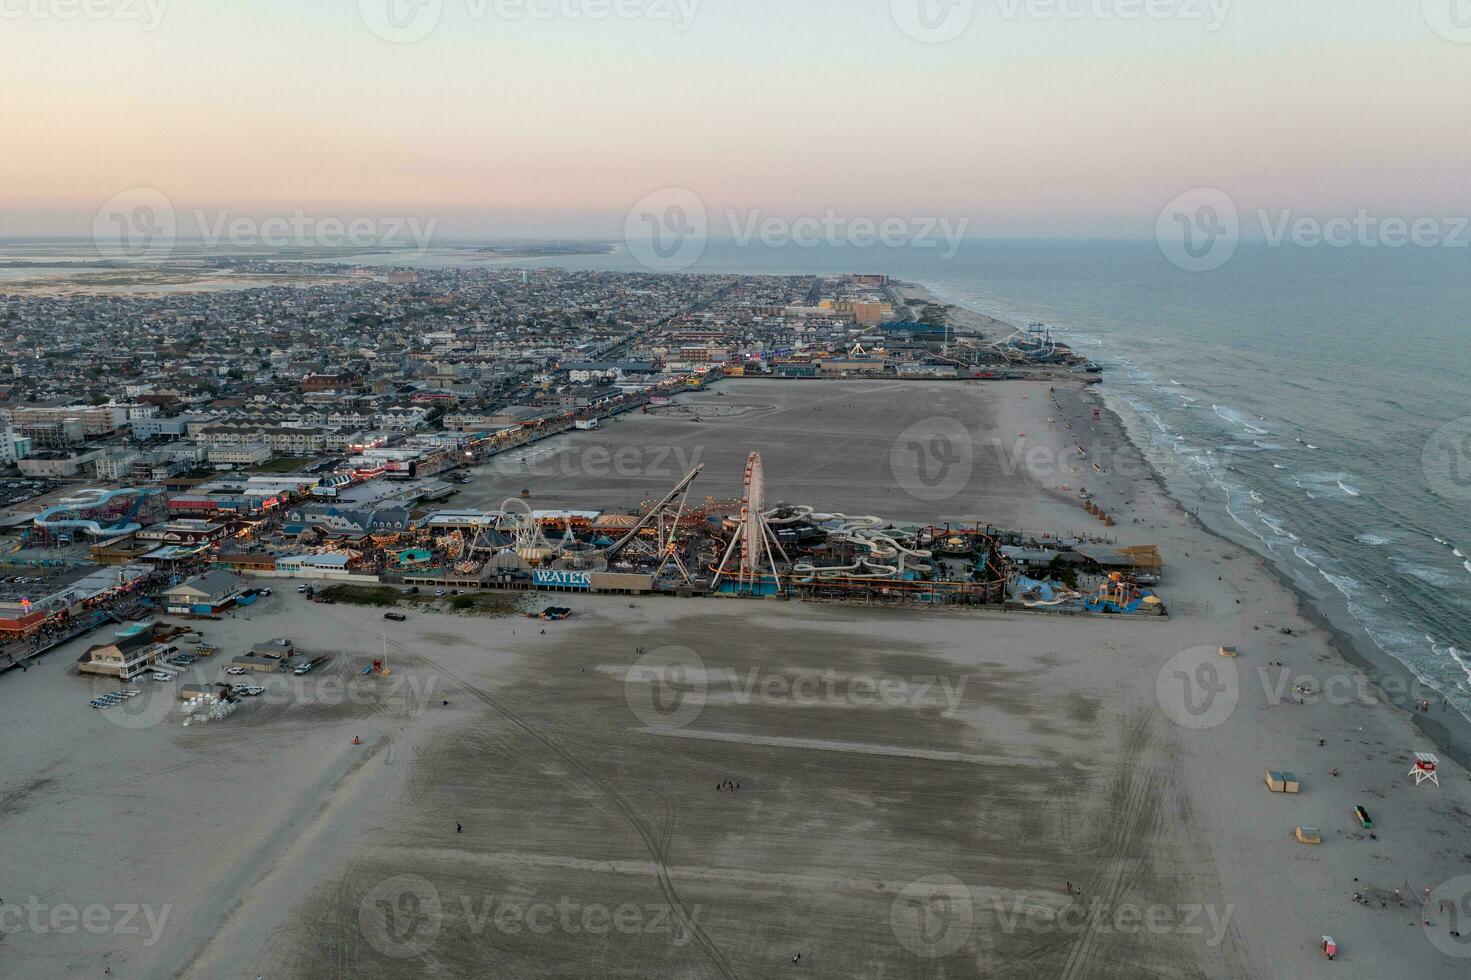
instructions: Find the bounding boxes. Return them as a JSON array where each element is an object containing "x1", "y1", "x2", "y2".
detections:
[
  {"x1": 768, "y1": 506, "x2": 934, "y2": 579},
  {"x1": 32, "y1": 488, "x2": 159, "y2": 539}
]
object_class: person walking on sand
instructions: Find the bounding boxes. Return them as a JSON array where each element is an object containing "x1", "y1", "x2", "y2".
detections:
[{"x1": 456, "y1": 823, "x2": 462, "y2": 834}]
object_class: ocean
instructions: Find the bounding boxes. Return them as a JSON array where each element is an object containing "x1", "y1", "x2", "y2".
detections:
[{"x1": 6, "y1": 237, "x2": 1470, "y2": 721}]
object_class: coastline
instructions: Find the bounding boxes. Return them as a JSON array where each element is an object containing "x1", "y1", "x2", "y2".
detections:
[{"x1": 900, "y1": 276, "x2": 1471, "y2": 772}]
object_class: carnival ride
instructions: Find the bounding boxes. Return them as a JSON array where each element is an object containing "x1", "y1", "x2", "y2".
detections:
[
  {"x1": 496, "y1": 498, "x2": 557, "y2": 563},
  {"x1": 712, "y1": 453, "x2": 788, "y2": 592},
  {"x1": 769, "y1": 509, "x2": 933, "y2": 579},
  {"x1": 31, "y1": 488, "x2": 160, "y2": 541},
  {"x1": 604, "y1": 464, "x2": 704, "y2": 585}
]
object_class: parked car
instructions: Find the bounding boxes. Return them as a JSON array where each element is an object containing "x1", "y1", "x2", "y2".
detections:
[
  {"x1": 151, "y1": 671, "x2": 175, "y2": 682},
  {"x1": 225, "y1": 667, "x2": 247, "y2": 676},
  {"x1": 384, "y1": 613, "x2": 408, "y2": 622}
]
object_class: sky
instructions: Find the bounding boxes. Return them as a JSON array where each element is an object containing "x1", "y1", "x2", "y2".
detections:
[{"x1": 1, "y1": 0, "x2": 1468, "y2": 240}]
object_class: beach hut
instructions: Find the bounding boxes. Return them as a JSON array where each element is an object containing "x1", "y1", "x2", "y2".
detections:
[
  {"x1": 1295, "y1": 826, "x2": 1323, "y2": 844},
  {"x1": 1266, "y1": 770, "x2": 1300, "y2": 794}
]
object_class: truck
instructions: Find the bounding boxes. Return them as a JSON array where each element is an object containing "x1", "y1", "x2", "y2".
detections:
[{"x1": 575, "y1": 420, "x2": 600, "y2": 431}]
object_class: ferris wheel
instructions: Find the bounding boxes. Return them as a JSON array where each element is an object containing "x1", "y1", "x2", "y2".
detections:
[{"x1": 714, "y1": 452, "x2": 786, "y2": 591}]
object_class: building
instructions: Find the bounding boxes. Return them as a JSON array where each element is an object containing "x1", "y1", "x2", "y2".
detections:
[
  {"x1": 0, "y1": 427, "x2": 31, "y2": 465},
  {"x1": 1, "y1": 404, "x2": 125, "y2": 437},
  {"x1": 94, "y1": 449, "x2": 142, "y2": 481},
  {"x1": 18, "y1": 449, "x2": 105, "y2": 479},
  {"x1": 162, "y1": 571, "x2": 245, "y2": 615},
  {"x1": 76, "y1": 625, "x2": 164, "y2": 680},
  {"x1": 136, "y1": 520, "x2": 235, "y2": 547},
  {"x1": 1, "y1": 565, "x2": 152, "y2": 637},
  {"x1": 274, "y1": 553, "x2": 353, "y2": 578},
  {"x1": 207, "y1": 444, "x2": 272, "y2": 467},
  {"x1": 282, "y1": 504, "x2": 410, "y2": 537},
  {"x1": 14, "y1": 418, "x2": 86, "y2": 449}
]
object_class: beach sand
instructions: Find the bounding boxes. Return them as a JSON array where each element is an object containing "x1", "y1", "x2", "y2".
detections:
[{"x1": 1, "y1": 379, "x2": 1467, "y2": 979}]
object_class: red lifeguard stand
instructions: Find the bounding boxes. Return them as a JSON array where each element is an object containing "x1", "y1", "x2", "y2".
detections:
[{"x1": 1409, "y1": 752, "x2": 1440, "y2": 787}]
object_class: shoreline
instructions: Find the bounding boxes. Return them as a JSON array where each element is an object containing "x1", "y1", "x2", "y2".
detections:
[{"x1": 898, "y1": 276, "x2": 1471, "y2": 772}]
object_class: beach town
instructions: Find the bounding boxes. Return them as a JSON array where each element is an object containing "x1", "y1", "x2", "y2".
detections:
[{"x1": 0, "y1": 269, "x2": 1467, "y2": 978}]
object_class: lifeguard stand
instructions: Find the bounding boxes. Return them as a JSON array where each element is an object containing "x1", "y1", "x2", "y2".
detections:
[{"x1": 1410, "y1": 752, "x2": 1440, "y2": 787}]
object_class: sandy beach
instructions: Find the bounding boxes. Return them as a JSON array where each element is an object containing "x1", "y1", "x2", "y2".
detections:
[{"x1": 1, "y1": 378, "x2": 1468, "y2": 979}]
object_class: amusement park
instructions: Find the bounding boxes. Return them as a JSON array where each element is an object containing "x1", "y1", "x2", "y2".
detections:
[{"x1": 259, "y1": 450, "x2": 1163, "y2": 614}]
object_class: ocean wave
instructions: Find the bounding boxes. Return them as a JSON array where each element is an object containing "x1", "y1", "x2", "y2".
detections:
[
  {"x1": 1213, "y1": 404, "x2": 1269, "y2": 435},
  {"x1": 1395, "y1": 562, "x2": 1457, "y2": 588}
]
